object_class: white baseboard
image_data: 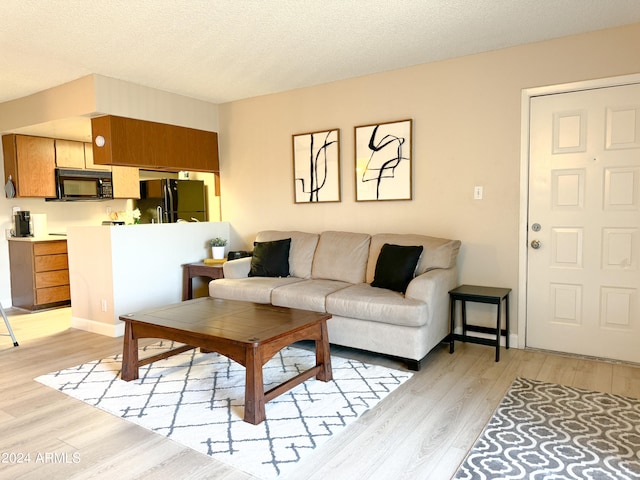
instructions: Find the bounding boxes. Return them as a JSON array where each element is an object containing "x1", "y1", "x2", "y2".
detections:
[{"x1": 71, "y1": 316, "x2": 125, "y2": 337}]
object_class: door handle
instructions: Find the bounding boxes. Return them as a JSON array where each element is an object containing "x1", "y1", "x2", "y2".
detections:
[{"x1": 531, "y1": 239, "x2": 541, "y2": 249}]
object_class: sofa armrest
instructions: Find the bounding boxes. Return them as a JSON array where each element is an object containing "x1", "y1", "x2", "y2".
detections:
[
  {"x1": 222, "y1": 257, "x2": 251, "y2": 279},
  {"x1": 405, "y1": 268, "x2": 456, "y2": 300},
  {"x1": 405, "y1": 267, "x2": 458, "y2": 338}
]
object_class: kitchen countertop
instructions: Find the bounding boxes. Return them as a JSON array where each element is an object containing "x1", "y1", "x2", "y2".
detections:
[{"x1": 8, "y1": 234, "x2": 67, "y2": 242}]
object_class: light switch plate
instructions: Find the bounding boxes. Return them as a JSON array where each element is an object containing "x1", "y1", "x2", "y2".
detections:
[{"x1": 474, "y1": 186, "x2": 483, "y2": 200}]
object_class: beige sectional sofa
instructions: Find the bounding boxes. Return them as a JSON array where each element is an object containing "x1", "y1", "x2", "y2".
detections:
[{"x1": 209, "y1": 230, "x2": 461, "y2": 370}]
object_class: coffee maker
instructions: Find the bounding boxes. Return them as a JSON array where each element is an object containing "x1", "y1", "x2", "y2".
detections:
[{"x1": 14, "y1": 211, "x2": 32, "y2": 237}]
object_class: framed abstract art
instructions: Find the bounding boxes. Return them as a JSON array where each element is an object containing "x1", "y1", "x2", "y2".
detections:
[
  {"x1": 292, "y1": 129, "x2": 341, "y2": 203},
  {"x1": 354, "y1": 119, "x2": 412, "y2": 201}
]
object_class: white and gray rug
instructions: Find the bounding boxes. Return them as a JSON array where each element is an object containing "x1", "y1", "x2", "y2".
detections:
[
  {"x1": 36, "y1": 342, "x2": 412, "y2": 479},
  {"x1": 455, "y1": 377, "x2": 640, "y2": 480}
]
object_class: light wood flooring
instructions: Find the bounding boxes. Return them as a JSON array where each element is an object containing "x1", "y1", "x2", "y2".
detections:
[{"x1": 1, "y1": 307, "x2": 639, "y2": 480}]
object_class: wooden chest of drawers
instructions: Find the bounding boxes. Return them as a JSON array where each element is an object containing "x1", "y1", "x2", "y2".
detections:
[{"x1": 9, "y1": 239, "x2": 71, "y2": 310}]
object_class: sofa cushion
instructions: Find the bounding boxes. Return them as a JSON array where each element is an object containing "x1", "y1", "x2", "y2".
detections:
[
  {"x1": 209, "y1": 277, "x2": 303, "y2": 303},
  {"x1": 312, "y1": 231, "x2": 371, "y2": 283},
  {"x1": 366, "y1": 234, "x2": 461, "y2": 283},
  {"x1": 256, "y1": 231, "x2": 319, "y2": 279},
  {"x1": 371, "y1": 243, "x2": 423, "y2": 293},
  {"x1": 249, "y1": 238, "x2": 291, "y2": 277},
  {"x1": 326, "y1": 283, "x2": 429, "y2": 328},
  {"x1": 271, "y1": 279, "x2": 351, "y2": 313}
]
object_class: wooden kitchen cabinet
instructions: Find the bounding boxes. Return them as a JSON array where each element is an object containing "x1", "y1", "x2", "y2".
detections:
[
  {"x1": 86, "y1": 140, "x2": 140, "y2": 198},
  {"x1": 91, "y1": 115, "x2": 219, "y2": 172},
  {"x1": 3, "y1": 133, "x2": 141, "y2": 199},
  {"x1": 55, "y1": 139, "x2": 85, "y2": 169},
  {"x1": 112, "y1": 165, "x2": 140, "y2": 199},
  {"x1": 2, "y1": 134, "x2": 56, "y2": 198},
  {"x1": 84, "y1": 142, "x2": 112, "y2": 171},
  {"x1": 9, "y1": 239, "x2": 71, "y2": 311}
]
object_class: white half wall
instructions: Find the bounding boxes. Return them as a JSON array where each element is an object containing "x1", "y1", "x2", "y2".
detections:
[{"x1": 67, "y1": 221, "x2": 230, "y2": 337}]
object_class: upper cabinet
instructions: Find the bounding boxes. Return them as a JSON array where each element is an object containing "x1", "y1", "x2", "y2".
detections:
[
  {"x1": 112, "y1": 166, "x2": 140, "y2": 199},
  {"x1": 55, "y1": 139, "x2": 115, "y2": 172},
  {"x1": 2, "y1": 134, "x2": 56, "y2": 198},
  {"x1": 91, "y1": 115, "x2": 219, "y2": 172},
  {"x1": 83, "y1": 142, "x2": 112, "y2": 171},
  {"x1": 53, "y1": 139, "x2": 140, "y2": 197},
  {"x1": 84, "y1": 141, "x2": 139, "y2": 198},
  {"x1": 2, "y1": 133, "x2": 141, "y2": 199},
  {"x1": 55, "y1": 139, "x2": 85, "y2": 169}
]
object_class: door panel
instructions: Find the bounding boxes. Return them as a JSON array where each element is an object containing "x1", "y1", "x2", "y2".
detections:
[{"x1": 527, "y1": 83, "x2": 640, "y2": 363}]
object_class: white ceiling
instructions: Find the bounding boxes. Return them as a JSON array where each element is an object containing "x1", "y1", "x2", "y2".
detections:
[{"x1": 2, "y1": 0, "x2": 640, "y2": 106}]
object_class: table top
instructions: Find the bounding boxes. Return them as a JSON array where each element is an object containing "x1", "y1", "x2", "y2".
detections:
[
  {"x1": 120, "y1": 297, "x2": 331, "y2": 345},
  {"x1": 449, "y1": 284, "x2": 511, "y2": 300},
  {"x1": 184, "y1": 260, "x2": 225, "y2": 268}
]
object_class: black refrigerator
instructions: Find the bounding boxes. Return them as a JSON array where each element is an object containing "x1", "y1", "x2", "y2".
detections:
[{"x1": 136, "y1": 179, "x2": 207, "y2": 223}]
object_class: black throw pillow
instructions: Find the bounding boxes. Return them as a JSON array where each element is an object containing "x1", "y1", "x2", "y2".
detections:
[
  {"x1": 371, "y1": 243, "x2": 424, "y2": 293},
  {"x1": 248, "y1": 238, "x2": 291, "y2": 277}
]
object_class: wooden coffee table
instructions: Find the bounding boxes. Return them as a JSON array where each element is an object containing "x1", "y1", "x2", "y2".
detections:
[{"x1": 120, "y1": 297, "x2": 332, "y2": 425}]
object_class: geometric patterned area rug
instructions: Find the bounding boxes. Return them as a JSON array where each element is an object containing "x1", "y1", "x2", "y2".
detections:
[
  {"x1": 35, "y1": 342, "x2": 412, "y2": 479},
  {"x1": 454, "y1": 377, "x2": 640, "y2": 480}
]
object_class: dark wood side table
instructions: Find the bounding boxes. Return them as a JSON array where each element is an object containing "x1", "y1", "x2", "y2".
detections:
[
  {"x1": 182, "y1": 262, "x2": 224, "y2": 300},
  {"x1": 449, "y1": 285, "x2": 511, "y2": 362}
]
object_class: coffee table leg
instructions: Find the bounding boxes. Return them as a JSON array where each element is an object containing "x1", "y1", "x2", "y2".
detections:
[
  {"x1": 316, "y1": 320, "x2": 333, "y2": 381},
  {"x1": 121, "y1": 320, "x2": 139, "y2": 381},
  {"x1": 244, "y1": 347, "x2": 265, "y2": 425}
]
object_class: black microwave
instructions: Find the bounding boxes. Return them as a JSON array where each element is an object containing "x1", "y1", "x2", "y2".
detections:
[{"x1": 48, "y1": 168, "x2": 114, "y2": 201}]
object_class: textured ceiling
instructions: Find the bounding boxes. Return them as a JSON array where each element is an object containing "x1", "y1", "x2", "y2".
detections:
[{"x1": 1, "y1": 0, "x2": 640, "y2": 106}]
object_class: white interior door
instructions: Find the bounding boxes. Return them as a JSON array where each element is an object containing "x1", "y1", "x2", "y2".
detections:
[{"x1": 527, "y1": 83, "x2": 640, "y2": 363}]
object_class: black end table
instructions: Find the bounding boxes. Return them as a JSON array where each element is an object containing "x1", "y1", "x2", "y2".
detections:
[{"x1": 449, "y1": 285, "x2": 511, "y2": 362}]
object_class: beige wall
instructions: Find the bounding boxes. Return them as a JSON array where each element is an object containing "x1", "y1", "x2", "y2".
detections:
[{"x1": 218, "y1": 23, "x2": 640, "y2": 337}]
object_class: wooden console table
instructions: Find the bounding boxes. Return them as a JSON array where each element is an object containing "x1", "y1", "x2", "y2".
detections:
[{"x1": 182, "y1": 261, "x2": 224, "y2": 300}]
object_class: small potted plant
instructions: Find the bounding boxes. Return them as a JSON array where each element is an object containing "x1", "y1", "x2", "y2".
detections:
[{"x1": 209, "y1": 237, "x2": 228, "y2": 259}]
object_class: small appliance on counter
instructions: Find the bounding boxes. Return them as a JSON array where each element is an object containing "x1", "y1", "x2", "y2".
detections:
[{"x1": 14, "y1": 211, "x2": 32, "y2": 237}]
